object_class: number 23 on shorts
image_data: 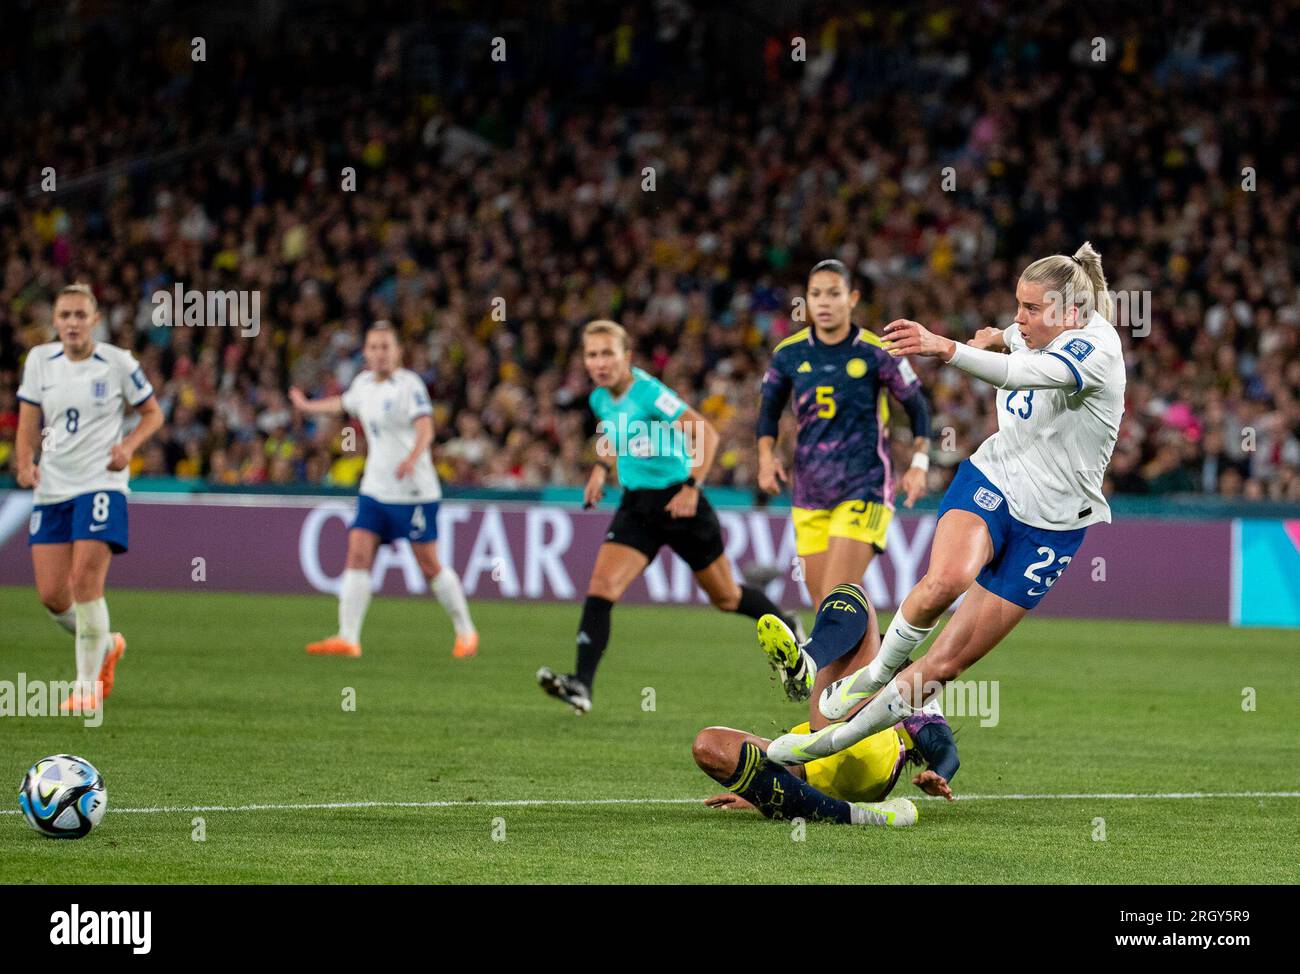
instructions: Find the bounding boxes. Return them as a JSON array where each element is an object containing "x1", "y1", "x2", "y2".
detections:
[{"x1": 1023, "y1": 545, "x2": 1070, "y2": 596}]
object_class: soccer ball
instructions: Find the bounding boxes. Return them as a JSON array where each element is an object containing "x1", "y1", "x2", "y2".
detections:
[{"x1": 18, "y1": 754, "x2": 108, "y2": 839}]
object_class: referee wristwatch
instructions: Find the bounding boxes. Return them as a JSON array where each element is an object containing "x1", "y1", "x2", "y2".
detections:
[{"x1": 683, "y1": 476, "x2": 698, "y2": 488}]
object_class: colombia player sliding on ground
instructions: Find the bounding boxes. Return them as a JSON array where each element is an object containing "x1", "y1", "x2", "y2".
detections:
[
  {"x1": 756, "y1": 258, "x2": 932, "y2": 705},
  {"x1": 537, "y1": 320, "x2": 798, "y2": 714},
  {"x1": 767, "y1": 244, "x2": 1125, "y2": 766},
  {"x1": 691, "y1": 583, "x2": 960, "y2": 828}
]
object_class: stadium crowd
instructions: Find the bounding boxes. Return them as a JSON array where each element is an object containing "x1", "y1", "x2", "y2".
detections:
[{"x1": 2, "y1": 1, "x2": 1298, "y2": 501}]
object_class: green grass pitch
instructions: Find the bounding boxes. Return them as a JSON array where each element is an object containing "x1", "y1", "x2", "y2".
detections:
[{"x1": 1, "y1": 584, "x2": 1297, "y2": 883}]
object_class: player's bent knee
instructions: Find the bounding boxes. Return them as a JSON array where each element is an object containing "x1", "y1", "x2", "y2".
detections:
[
  {"x1": 35, "y1": 577, "x2": 71, "y2": 613},
  {"x1": 918, "y1": 570, "x2": 973, "y2": 610},
  {"x1": 39, "y1": 594, "x2": 71, "y2": 614},
  {"x1": 691, "y1": 727, "x2": 735, "y2": 777}
]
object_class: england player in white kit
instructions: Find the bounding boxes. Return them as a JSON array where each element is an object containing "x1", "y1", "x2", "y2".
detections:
[
  {"x1": 15, "y1": 284, "x2": 164, "y2": 712},
  {"x1": 766, "y1": 244, "x2": 1126, "y2": 767},
  {"x1": 289, "y1": 322, "x2": 478, "y2": 659}
]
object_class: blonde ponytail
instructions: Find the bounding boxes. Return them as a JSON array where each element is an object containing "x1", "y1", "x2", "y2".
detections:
[
  {"x1": 1021, "y1": 242, "x2": 1113, "y2": 324},
  {"x1": 1071, "y1": 241, "x2": 1113, "y2": 322}
]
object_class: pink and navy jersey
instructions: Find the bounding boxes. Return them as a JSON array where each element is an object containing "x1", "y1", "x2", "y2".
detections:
[{"x1": 757, "y1": 327, "x2": 930, "y2": 511}]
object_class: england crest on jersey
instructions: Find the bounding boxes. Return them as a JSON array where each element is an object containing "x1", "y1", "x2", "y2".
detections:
[
  {"x1": 973, "y1": 486, "x2": 1003, "y2": 511},
  {"x1": 93, "y1": 379, "x2": 109, "y2": 401}
]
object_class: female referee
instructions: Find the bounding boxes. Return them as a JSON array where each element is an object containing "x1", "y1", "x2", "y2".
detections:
[
  {"x1": 15, "y1": 283, "x2": 164, "y2": 711},
  {"x1": 536, "y1": 320, "x2": 795, "y2": 714},
  {"x1": 768, "y1": 243, "x2": 1126, "y2": 765}
]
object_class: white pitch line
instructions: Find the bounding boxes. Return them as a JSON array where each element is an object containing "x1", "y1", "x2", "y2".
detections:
[{"x1": 3, "y1": 791, "x2": 1299, "y2": 816}]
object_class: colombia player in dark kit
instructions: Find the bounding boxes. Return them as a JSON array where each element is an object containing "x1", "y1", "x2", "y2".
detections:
[{"x1": 756, "y1": 260, "x2": 933, "y2": 704}]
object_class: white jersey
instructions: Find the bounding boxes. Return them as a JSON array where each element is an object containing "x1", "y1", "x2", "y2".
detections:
[
  {"x1": 17, "y1": 341, "x2": 154, "y2": 505},
  {"x1": 967, "y1": 312, "x2": 1126, "y2": 530},
  {"x1": 341, "y1": 368, "x2": 440, "y2": 504}
]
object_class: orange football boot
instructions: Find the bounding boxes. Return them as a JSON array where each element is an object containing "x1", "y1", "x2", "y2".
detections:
[
  {"x1": 59, "y1": 689, "x2": 100, "y2": 714},
  {"x1": 452, "y1": 631, "x2": 479, "y2": 659},
  {"x1": 99, "y1": 633, "x2": 126, "y2": 699},
  {"x1": 306, "y1": 636, "x2": 361, "y2": 657}
]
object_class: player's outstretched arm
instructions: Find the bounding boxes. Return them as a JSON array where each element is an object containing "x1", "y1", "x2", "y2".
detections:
[
  {"x1": 884, "y1": 319, "x2": 1076, "y2": 392},
  {"x1": 289, "y1": 387, "x2": 345, "y2": 416}
]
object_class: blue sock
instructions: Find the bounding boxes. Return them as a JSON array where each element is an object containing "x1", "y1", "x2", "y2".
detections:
[
  {"x1": 721, "y1": 742, "x2": 852, "y2": 824},
  {"x1": 804, "y1": 584, "x2": 871, "y2": 671}
]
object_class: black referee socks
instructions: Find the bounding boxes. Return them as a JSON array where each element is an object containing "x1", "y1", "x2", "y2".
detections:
[
  {"x1": 735, "y1": 584, "x2": 783, "y2": 620},
  {"x1": 574, "y1": 595, "x2": 613, "y2": 692}
]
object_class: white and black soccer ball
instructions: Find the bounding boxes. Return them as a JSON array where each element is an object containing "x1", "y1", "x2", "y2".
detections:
[{"x1": 19, "y1": 754, "x2": 108, "y2": 839}]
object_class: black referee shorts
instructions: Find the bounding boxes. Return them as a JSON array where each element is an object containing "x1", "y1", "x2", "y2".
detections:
[{"x1": 603, "y1": 484, "x2": 726, "y2": 572}]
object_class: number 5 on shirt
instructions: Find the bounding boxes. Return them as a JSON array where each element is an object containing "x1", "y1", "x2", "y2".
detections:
[{"x1": 815, "y1": 385, "x2": 836, "y2": 418}]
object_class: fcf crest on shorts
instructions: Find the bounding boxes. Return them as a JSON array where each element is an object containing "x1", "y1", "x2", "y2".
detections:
[
  {"x1": 29, "y1": 511, "x2": 42, "y2": 535},
  {"x1": 973, "y1": 487, "x2": 1003, "y2": 511}
]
